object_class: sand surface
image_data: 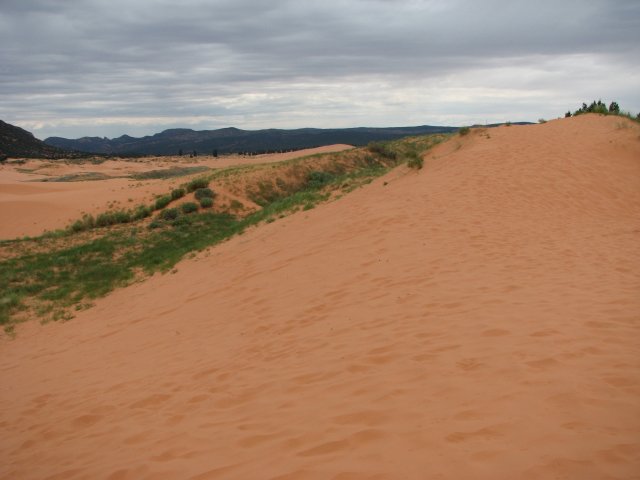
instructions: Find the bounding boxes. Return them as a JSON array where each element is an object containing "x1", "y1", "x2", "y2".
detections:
[
  {"x1": 0, "y1": 144, "x2": 352, "y2": 239},
  {"x1": 1, "y1": 115, "x2": 639, "y2": 479}
]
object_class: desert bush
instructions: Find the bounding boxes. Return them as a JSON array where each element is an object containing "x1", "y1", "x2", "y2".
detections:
[
  {"x1": 406, "y1": 151, "x2": 423, "y2": 170},
  {"x1": 199, "y1": 197, "x2": 214, "y2": 208},
  {"x1": 160, "y1": 208, "x2": 179, "y2": 221},
  {"x1": 95, "y1": 212, "x2": 116, "y2": 227},
  {"x1": 194, "y1": 187, "x2": 215, "y2": 200},
  {"x1": 186, "y1": 177, "x2": 209, "y2": 192},
  {"x1": 154, "y1": 195, "x2": 172, "y2": 210},
  {"x1": 113, "y1": 210, "x2": 131, "y2": 224},
  {"x1": 132, "y1": 204, "x2": 151, "y2": 220},
  {"x1": 171, "y1": 188, "x2": 185, "y2": 200},
  {"x1": 181, "y1": 202, "x2": 198, "y2": 214},
  {"x1": 307, "y1": 171, "x2": 334, "y2": 189},
  {"x1": 148, "y1": 219, "x2": 162, "y2": 229},
  {"x1": 458, "y1": 126, "x2": 470, "y2": 136},
  {"x1": 538, "y1": 118, "x2": 547, "y2": 124},
  {"x1": 69, "y1": 214, "x2": 95, "y2": 232},
  {"x1": 367, "y1": 142, "x2": 397, "y2": 160}
]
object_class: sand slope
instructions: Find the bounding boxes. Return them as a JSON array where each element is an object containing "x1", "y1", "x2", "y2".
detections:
[{"x1": 1, "y1": 115, "x2": 639, "y2": 479}]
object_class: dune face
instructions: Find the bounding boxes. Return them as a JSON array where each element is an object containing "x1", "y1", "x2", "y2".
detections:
[{"x1": 1, "y1": 115, "x2": 639, "y2": 479}]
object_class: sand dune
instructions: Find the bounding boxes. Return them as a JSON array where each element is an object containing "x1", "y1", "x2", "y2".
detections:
[
  {"x1": 1, "y1": 115, "x2": 639, "y2": 479},
  {"x1": 0, "y1": 144, "x2": 353, "y2": 239}
]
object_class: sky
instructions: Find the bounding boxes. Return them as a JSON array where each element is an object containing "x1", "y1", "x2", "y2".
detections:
[{"x1": 1, "y1": 0, "x2": 639, "y2": 140}]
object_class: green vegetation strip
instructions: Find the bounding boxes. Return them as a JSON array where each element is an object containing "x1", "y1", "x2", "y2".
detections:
[
  {"x1": 131, "y1": 165, "x2": 210, "y2": 180},
  {"x1": 0, "y1": 135, "x2": 446, "y2": 331}
]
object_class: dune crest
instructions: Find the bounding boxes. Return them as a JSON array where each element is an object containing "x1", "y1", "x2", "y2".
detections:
[{"x1": 1, "y1": 115, "x2": 639, "y2": 479}]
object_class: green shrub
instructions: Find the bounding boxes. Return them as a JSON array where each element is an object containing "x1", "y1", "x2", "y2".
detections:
[
  {"x1": 148, "y1": 219, "x2": 162, "y2": 229},
  {"x1": 69, "y1": 214, "x2": 95, "y2": 232},
  {"x1": 458, "y1": 126, "x2": 470, "y2": 136},
  {"x1": 194, "y1": 187, "x2": 215, "y2": 200},
  {"x1": 406, "y1": 151, "x2": 424, "y2": 170},
  {"x1": 154, "y1": 195, "x2": 172, "y2": 210},
  {"x1": 367, "y1": 142, "x2": 397, "y2": 160},
  {"x1": 132, "y1": 205, "x2": 151, "y2": 220},
  {"x1": 171, "y1": 188, "x2": 186, "y2": 200},
  {"x1": 160, "y1": 208, "x2": 179, "y2": 221},
  {"x1": 199, "y1": 197, "x2": 214, "y2": 208},
  {"x1": 307, "y1": 171, "x2": 334, "y2": 189},
  {"x1": 181, "y1": 202, "x2": 198, "y2": 214},
  {"x1": 113, "y1": 210, "x2": 131, "y2": 224},
  {"x1": 95, "y1": 212, "x2": 116, "y2": 227},
  {"x1": 186, "y1": 177, "x2": 209, "y2": 192}
]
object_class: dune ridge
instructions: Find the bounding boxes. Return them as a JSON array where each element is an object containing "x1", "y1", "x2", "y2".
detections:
[{"x1": 1, "y1": 115, "x2": 639, "y2": 479}]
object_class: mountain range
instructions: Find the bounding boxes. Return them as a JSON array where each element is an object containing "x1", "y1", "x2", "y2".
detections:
[{"x1": 44, "y1": 125, "x2": 461, "y2": 156}]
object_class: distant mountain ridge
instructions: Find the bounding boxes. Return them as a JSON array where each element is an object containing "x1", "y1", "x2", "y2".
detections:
[
  {"x1": 44, "y1": 125, "x2": 460, "y2": 156},
  {"x1": 0, "y1": 120, "x2": 70, "y2": 159}
]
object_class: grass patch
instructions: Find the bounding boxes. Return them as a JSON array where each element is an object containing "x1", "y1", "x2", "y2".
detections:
[
  {"x1": 186, "y1": 177, "x2": 210, "y2": 192},
  {"x1": 131, "y1": 166, "x2": 209, "y2": 180}
]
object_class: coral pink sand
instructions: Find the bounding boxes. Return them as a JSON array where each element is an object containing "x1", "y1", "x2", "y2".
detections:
[{"x1": 1, "y1": 115, "x2": 639, "y2": 479}]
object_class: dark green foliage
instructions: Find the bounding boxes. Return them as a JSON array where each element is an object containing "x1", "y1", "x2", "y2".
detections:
[
  {"x1": 181, "y1": 202, "x2": 198, "y2": 214},
  {"x1": 565, "y1": 111, "x2": 572, "y2": 118},
  {"x1": 186, "y1": 177, "x2": 209, "y2": 192},
  {"x1": 160, "y1": 208, "x2": 179, "y2": 221},
  {"x1": 307, "y1": 171, "x2": 334, "y2": 189},
  {"x1": 171, "y1": 188, "x2": 186, "y2": 200},
  {"x1": 194, "y1": 187, "x2": 215, "y2": 200},
  {"x1": 132, "y1": 205, "x2": 151, "y2": 220},
  {"x1": 569, "y1": 100, "x2": 638, "y2": 123},
  {"x1": 199, "y1": 197, "x2": 214, "y2": 208},
  {"x1": 367, "y1": 142, "x2": 397, "y2": 160},
  {"x1": 458, "y1": 126, "x2": 470, "y2": 136},
  {"x1": 154, "y1": 195, "x2": 172, "y2": 210}
]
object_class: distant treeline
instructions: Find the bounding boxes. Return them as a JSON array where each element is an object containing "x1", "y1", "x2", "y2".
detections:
[{"x1": 565, "y1": 100, "x2": 639, "y2": 121}]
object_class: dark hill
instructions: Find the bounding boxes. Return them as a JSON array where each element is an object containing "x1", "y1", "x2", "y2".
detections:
[
  {"x1": 45, "y1": 125, "x2": 460, "y2": 156},
  {"x1": 0, "y1": 120, "x2": 70, "y2": 160}
]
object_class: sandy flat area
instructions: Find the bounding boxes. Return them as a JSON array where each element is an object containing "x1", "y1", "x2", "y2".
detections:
[
  {"x1": 1, "y1": 115, "x2": 639, "y2": 479},
  {"x1": 0, "y1": 144, "x2": 353, "y2": 239}
]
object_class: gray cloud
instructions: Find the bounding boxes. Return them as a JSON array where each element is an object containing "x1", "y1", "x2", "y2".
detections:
[{"x1": 1, "y1": 0, "x2": 639, "y2": 139}]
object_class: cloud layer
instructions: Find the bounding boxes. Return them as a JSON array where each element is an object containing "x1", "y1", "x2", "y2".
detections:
[{"x1": 1, "y1": 0, "x2": 639, "y2": 139}]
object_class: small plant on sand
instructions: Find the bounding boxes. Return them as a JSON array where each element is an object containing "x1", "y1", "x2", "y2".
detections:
[
  {"x1": 181, "y1": 202, "x2": 198, "y2": 214},
  {"x1": 70, "y1": 214, "x2": 95, "y2": 232},
  {"x1": 132, "y1": 204, "x2": 151, "y2": 221},
  {"x1": 160, "y1": 208, "x2": 179, "y2": 221},
  {"x1": 458, "y1": 126, "x2": 470, "y2": 136},
  {"x1": 199, "y1": 197, "x2": 214, "y2": 208},
  {"x1": 154, "y1": 195, "x2": 172, "y2": 210},
  {"x1": 406, "y1": 151, "x2": 423, "y2": 170},
  {"x1": 194, "y1": 187, "x2": 215, "y2": 200},
  {"x1": 171, "y1": 188, "x2": 186, "y2": 200},
  {"x1": 186, "y1": 177, "x2": 209, "y2": 192}
]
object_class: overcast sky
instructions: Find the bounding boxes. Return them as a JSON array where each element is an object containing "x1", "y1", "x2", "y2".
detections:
[{"x1": 1, "y1": 0, "x2": 639, "y2": 140}]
